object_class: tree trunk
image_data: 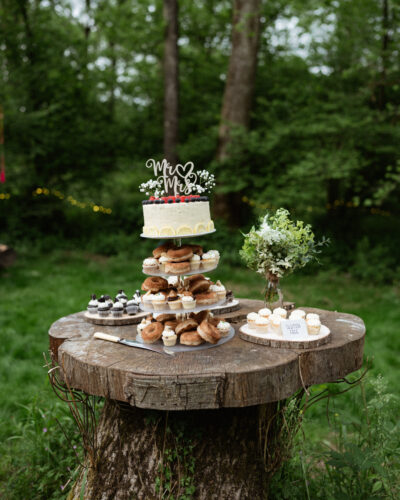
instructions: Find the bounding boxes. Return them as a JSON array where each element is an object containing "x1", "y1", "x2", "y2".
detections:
[
  {"x1": 216, "y1": 0, "x2": 261, "y2": 161},
  {"x1": 163, "y1": 0, "x2": 179, "y2": 167},
  {"x1": 68, "y1": 400, "x2": 277, "y2": 500}
]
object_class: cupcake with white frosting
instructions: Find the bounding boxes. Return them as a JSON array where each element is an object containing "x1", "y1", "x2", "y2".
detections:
[
  {"x1": 258, "y1": 308, "x2": 272, "y2": 320},
  {"x1": 87, "y1": 294, "x2": 98, "y2": 315},
  {"x1": 306, "y1": 313, "x2": 320, "y2": 321},
  {"x1": 289, "y1": 309, "x2": 306, "y2": 320},
  {"x1": 168, "y1": 276, "x2": 179, "y2": 288},
  {"x1": 217, "y1": 320, "x2": 231, "y2": 337},
  {"x1": 190, "y1": 254, "x2": 201, "y2": 270},
  {"x1": 152, "y1": 292, "x2": 167, "y2": 311},
  {"x1": 247, "y1": 312, "x2": 259, "y2": 329},
  {"x1": 255, "y1": 316, "x2": 269, "y2": 334},
  {"x1": 201, "y1": 251, "x2": 217, "y2": 268},
  {"x1": 126, "y1": 297, "x2": 139, "y2": 315},
  {"x1": 142, "y1": 291, "x2": 156, "y2": 309},
  {"x1": 208, "y1": 250, "x2": 220, "y2": 262},
  {"x1": 270, "y1": 315, "x2": 283, "y2": 335},
  {"x1": 162, "y1": 326, "x2": 177, "y2": 346},
  {"x1": 111, "y1": 301, "x2": 124, "y2": 318},
  {"x1": 273, "y1": 307, "x2": 287, "y2": 319},
  {"x1": 210, "y1": 280, "x2": 226, "y2": 301},
  {"x1": 307, "y1": 317, "x2": 321, "y2": 335},
  {"x1": 97, "y1": 297, "x2": 110, "y2": 317},
  {"x1": 182, "y1": 294, "x2": 196, "y2": 310},
  {"x1": 143, "y1": 257, "x2": 159, "y2": 272}
]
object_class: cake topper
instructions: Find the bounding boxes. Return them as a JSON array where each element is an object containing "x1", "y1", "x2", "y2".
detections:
[{"x1": 139, "y1": 159, "x2": 215, "y2": 197}]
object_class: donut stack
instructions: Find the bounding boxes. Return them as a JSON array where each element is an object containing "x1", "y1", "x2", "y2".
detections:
[{"x1": 142, "y1": 242, "x2": 220, "y2": 275}]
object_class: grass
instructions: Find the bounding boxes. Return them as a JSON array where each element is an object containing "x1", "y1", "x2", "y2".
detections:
[{"x1": 0, "y1": 248, "x2": 399, "y2": 498}]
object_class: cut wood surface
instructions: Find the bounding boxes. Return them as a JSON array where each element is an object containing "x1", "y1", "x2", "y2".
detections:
[{"x1": 49, "y1": 299, "x2": 365, "y2": 411}]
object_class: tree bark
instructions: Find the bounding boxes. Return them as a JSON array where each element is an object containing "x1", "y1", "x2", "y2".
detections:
[
  {"x1": 216, "y1": 0, "x2": 261, "y2": 161},
  {"x1": 163, "y1": 0, "x2": 179, "y2": 167},
  {"x1": 68, "y1": 400, "x2": 273, "y2": 500}
]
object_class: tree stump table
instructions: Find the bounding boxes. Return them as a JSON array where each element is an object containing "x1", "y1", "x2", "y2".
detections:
[{"x1": 48, "y1": 299, "x2": 365, "y2": 500}]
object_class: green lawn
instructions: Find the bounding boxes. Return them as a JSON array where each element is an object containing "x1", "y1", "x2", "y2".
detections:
[{"x1": 1, "y1": 249, "x2": 399, "y2": 498}]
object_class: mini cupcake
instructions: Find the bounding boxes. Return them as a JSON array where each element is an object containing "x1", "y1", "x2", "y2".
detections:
[
  {"x1": 306, "y1": 313, "x2": 320, "y2": 321},
  {"x1": 162, "y1": 326, "x2": 177, "y2": 347},
  {"x1": 190, "y1": 254, "x2": 201, "y2": 270},
  {"x1": 143, "y1": 257, "x2": 159, "y2": 272},
  {"x1": 208, "y1": 250, "x2": 220, "y2": 262},
  {"x1": 102, "y1": 295, "x2": 114, "y2": 309},
  {"x1": 126, "y1": 298, "x2": 139, "y2": 315},
  {"x1": 159, "y1": 255, "x2": 170, "y2": 271},
  {"x1": 247, "y1": 312, "x2": 259, "y2": 329},
  {"x1": 181, "y1": 294, "x2": 196, "y2": 310},
  {"x1": 152, "y1": 292, "x2": 167, "y2": 311},
  {"x1": 289, "y1": 309, "x2": 306, "y2": 320},
  {"x1": 210, "y1": 280, "x2": 226, "y2": 301},
  {"x1": 116, "y1": 290, "x2": 128, "y2": 302},
  {"x1": 142, "y1": 291, "x2": 156, "y2": 309},
  {"x1": 168, "y1": 276, "x2": 179, "y2": 288},
  {"x1": 307, "y1": 318, "x2": 321, "y2": 335},
  {"x1": 270, "y1": 315, "x2": 283, "y2": 335},
  {"x1": 255, "y1": 316, "x2": 269, "y2": 334},
  {"x1": 201, "y1": 251, "x2": 217, "y2": 268},
  {"x1": 137, "y1": 317, "x2": 152, "y2": 337},
  {"x1": 258, "y1": 307, "x2": 272, "y2": 320},
  {"x1": 87, "y1": 294, "x2": 98, "y2": 315},
  {"x1": 167, "y1": 290, "x2": 182, "y2": 310},
  {"x1": 217, "y1": 320, "x2": 231, "y2": 337},
  {"x1": 111, "y1": 301, "x2": 124, "y2": 318},
  {"x1": 273, "y1": 307, "x2": 287, "y2": 319},
  {"x1": 97, "y1": 298, "x2": 110, "y2": 317}
]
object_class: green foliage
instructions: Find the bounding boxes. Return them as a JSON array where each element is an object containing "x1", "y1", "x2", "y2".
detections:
[{"x1": 240, "y1": 208, "x2": 328, "y2": 278}]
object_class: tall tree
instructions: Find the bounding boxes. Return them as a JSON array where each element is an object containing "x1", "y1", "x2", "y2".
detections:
[
  {"x1": 216, "y1": 0, "x2": 261, "y2": 161},
  {"x1": 163, "y1": 0, "x2": 179, "y2": 167}
]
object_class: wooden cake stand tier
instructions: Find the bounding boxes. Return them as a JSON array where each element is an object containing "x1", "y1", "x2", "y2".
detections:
[{"x1": 49, "y1": 299, "x2": 365, "y2": 500}]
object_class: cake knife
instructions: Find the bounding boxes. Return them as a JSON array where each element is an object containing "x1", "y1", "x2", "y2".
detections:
[{"x1": 93, "y1": 332, "x2": 175, "y2": 356}]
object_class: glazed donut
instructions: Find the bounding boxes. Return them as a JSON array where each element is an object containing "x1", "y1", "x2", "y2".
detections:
[
  {"x1": 175, "y1": 318, "x2": 198, "y2": 335},
  {"x1": 184, "y1": 274, "x2": 205, "y2": 286},
  {"x1": 166, "y1": 246, "x2": 193, "y2": 263},
  {"x1": 188, "y1": 244, "x2": 203, "y2": 256},
  {"x1": 180, "y1": 330, "x2": 204, "y2": 346},
  {"x1": 165, "y1": 261, "x2": 191, "y2": 274},
  {"x1": 197, "y1": 320, "x2": 221, "y2": 344},
  {"x1": 189, "y1": 279, "x2": 210, "y2": 294},
  {"x1": 142, "y1": 321, "x2": 163, "y2": 343},
  {"x1": 142, "y1": 276, "x2": 168, "y2": 293},
  {"x1": 153, "y1": 242, "x2": 173, "y2": 259},
  {"x1": 189, "y1": 310, "x2": 210, "y2": 323},
  {"x1": 195, "y1": 291, "x2": 218, "y2": 305},
  {"x1": 155, "y1": 313, "x2": 176, "y2": 323},
  {"x1": 164, "y1": 320, "x2": 179, "y2": 330}
]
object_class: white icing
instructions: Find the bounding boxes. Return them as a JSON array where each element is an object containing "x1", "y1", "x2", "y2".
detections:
[
  {"x1": 247, "y1": 312, "x2": 259, "y2": 321},
  {"x1": 159, "y1": 255, "x2": 171, "y2": 264},
  {"x1": 181, "y1": 295, "x2": 194, "y2": 302},
  {"x1": 306, "y1": 313, "x2": 320, "y2": 321},
  {"x1": 273, "y1": 307, "x2": 287, "y2": 318},
  {"x1": 152, "y1": 293, "x2": 166, "y2": 301},
  {"x1": 190, "y1": 254, "x2": 201, "y2": 262},
  {"x1": 143, "y1": 257, "x2": 159, "y2": 267},
  {"x1": 255, "y1": 317, "x2": 269, "y2": 326},
  {"x1": 258, "y1": 308, "x2": 272, "y2": 318}
]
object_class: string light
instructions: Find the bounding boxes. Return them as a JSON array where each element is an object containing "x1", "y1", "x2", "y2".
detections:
[
  {"x1": 242, "y1": 196, "x2": 392, "y2": 217},
  {"x1": 0, "y1": 187, "x2": 112, "y2": 214}
]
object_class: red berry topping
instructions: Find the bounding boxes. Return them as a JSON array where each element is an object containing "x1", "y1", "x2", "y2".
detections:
[{"x1": 149, "y1": 196, "x2": 156, "y2": 201}]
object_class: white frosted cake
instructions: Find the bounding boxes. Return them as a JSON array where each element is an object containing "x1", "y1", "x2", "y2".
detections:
[{"x1": 142, "y1": 195, "x2": 214, "y2": 237}]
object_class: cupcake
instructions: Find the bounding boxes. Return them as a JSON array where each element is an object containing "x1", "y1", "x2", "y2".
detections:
[
  {"x1": 126, "y1": 298, "x2": 139, "y2": 315},
  {"x1": 143, "y1": 257, "x2": 159, "y2": 272},
  {"x1": 181, "y1": 295, "x2": 196, "y2": 310},
  {"x1": 142, "y1": 291, "x2": 155, "y2": 309},
  {"x1": 201, "y1": 251, "x2": 217, "y2": 268},
  {"x1": 102, "y1": 295, "x2": 114, "y2": 309},
  {"x1": 87, "y1": 294, "x2": 98, "y2": 315},
  {"x1": 255, "y1": 316, "x2": 269, "y2": 334},
  {"x1": 97, "y1": 298, "x2": 110, "y2": 317},
  {"x1": 289, "y1": 309, "x2": 306, "y2": 320},
  {"x1": 168, "y1": 276, "x2": 179, "y2": 288},
  {"x1": 258, "y1": 307, "x2": 272, "y2": 320},
  {"x1": 210, "y1": 280, "x2": 226, "y2": 301},
  {"x1": 159, "y1": 255, "x2": 170, "y2": 271},
  {"x1": 306, "y1": 313, "x2": 320, "y2": 321},
  {"x1": 217, "y1": 320, "x2": 231, "y2": 337},
  {"x1": 116, "y1": 289, "x2": 128, "y2": 302},
  {"x1": 137, "y1": 317, "x2": 152, "y2": 337},
  {"x1": 111, "y1": 301, "x2": 124, "y2": 318},
  {"x1": 208, "y1": 250, "x2": 220, "y2": 262},
  {"x1": 162, "y1": 326, "x2": 177, "y2": 347},
  {"x1": 190, "y1": 254, "x2": 201, "y2": 270},
  {"x1": 152, "y1": 292, "x2": 167, "y2": 311},
  {"x1": 247, "y1": 312, "x2": 259, "y2": 329},
  {"x1": 167, "y1": 290, "x2": 182, "y2": 310},
  {"x1": 270, "y1": 315, "x2": 283, "y2": 335},
  {"x1": 307, "y1": 318, "x2": 321, "y2": 335},
  {"x1": 273, "y1": 307, "x2": 287, "y2": 319}
]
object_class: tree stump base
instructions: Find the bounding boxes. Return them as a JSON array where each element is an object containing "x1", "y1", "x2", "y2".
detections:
[{"x1": 68, "y1": 400, "x2": 277, "y2": 500}]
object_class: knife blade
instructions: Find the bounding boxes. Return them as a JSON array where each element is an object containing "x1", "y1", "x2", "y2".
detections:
[{"x1": 93, "y1": 332, "x2": 174, "y2": 356}]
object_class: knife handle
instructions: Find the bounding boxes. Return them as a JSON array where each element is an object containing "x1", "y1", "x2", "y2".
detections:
[{"x1": 94, "y1": 332, "x2": 120, "y2": 343}]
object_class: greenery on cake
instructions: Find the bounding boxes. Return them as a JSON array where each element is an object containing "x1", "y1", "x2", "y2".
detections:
[{"x1": 240, "y1": 208, "x2": 328, "y2": 302}]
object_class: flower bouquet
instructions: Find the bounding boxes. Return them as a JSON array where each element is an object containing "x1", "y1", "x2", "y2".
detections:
[{"x1": 240, "y1": 208, "x2": 328, "y2": 306}]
